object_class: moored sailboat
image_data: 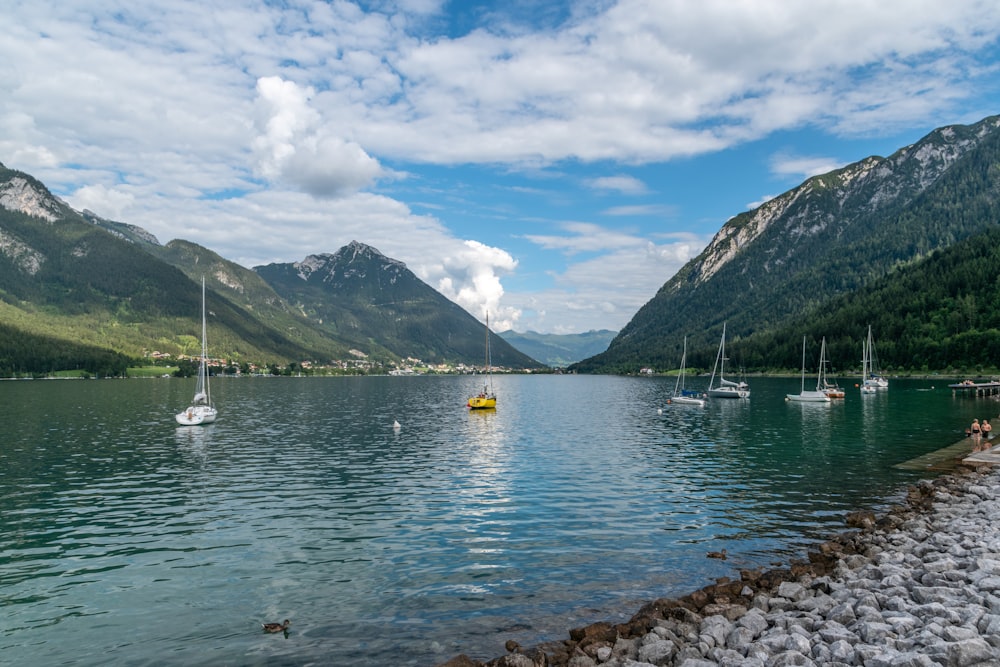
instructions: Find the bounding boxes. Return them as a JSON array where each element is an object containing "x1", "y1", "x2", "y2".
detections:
[
  {"x1": 467, "y1": 312, "x2": 496, "y2": 410},
  {"x1": 861, "y1": 325, "x2": 888, "y2": 392},
  {"x1": 176, "y1": 277, "x2": 218, "y2": 425},
  {"x1": 787, "y1": 336, "x2": 831, "y2": 403},
  {"x1": 707, "y1": 323, "x2": 750, "y2": 399},
  {"x1": 819, "y1": 337, "x2": 845, "y2": 398},
  {"x1": 667, "y1": 336, "x2": 705, "y2": 406}
]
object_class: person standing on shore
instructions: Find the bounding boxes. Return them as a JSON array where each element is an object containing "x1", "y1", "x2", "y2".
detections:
[
  {"x1": 983, "y1": 419, "x2": 992, "y2": 446},
  {"x1": 971, "y1": 419, "x2": 982, "y2": 451}
]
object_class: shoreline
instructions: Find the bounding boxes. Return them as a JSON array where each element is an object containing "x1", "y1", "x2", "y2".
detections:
[{"x1": 436, "y1": 456, "x2": 1000, "y2": 667}]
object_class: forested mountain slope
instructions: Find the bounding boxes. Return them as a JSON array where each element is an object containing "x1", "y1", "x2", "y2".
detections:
[
  {"x1": 0, "y1": 164, "x2": 542, "y2": 373},
  {"x1": 574, "y1": 115, "x2": 1000, "y2": 373},
  {"x1": 255, "y1": 242, "x2": 543, "y2": 368},
  {"x1": 734, "y1": 225, "x2": 1000, "y2": 375}
]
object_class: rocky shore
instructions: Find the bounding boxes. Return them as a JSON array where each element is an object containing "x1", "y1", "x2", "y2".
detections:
[{"x1": 436, "y1": 461, "x2": 1000, "y2": 667}]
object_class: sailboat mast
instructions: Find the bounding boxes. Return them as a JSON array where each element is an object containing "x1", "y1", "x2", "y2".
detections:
[
  {"x1": 200, "y1": 277, "x2": 210, "y2": 404},
  {"x1": 485, "y1": 312, "x2": 493, "y2": 394},
  {"x1": 800, "y1": 335, "x2": 807, "y2": 393}
]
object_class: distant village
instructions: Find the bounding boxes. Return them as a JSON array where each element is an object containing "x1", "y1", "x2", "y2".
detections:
[{"x1": 147, "y1": 349, "x2": 535, "y2": 377}]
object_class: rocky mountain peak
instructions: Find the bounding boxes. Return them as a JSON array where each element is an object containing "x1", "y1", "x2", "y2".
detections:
[
  {"x1": 0, "y1": 173, "x2": 64, "y2": 223},
  {"x1": 690, "y1": 115, "x2": 1000, "y2": 285},
  {"x1": 292, "y1": 242, "x2": 407, "y2": 283}
]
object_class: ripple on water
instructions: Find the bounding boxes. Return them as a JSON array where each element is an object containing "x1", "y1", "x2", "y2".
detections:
[{"x1": 0, "y1": 375, "x2": 963, "y2": 665}]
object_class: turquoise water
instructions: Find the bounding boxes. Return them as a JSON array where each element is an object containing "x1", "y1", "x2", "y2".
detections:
[{"x1": 0, "y1": 375, "x2": 987, "y2": 665}]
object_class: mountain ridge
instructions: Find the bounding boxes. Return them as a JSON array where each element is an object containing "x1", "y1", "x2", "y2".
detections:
[
  {"x1": 0, "y1": 163, "x2": 543, "y2": 372},
  {"x1": 574, "y1": 114, "x2": 1000, "y2": 373}
]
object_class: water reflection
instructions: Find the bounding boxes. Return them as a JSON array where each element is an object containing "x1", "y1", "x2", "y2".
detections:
[{"x1": 0, "y1": 375, "x2": 981, "y2": 666}]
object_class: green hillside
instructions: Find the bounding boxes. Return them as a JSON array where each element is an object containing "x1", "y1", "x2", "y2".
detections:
[
  {"x1": 255, "y1": 242, "x2": 544, "y2": 368},
  {"x1": 0, "y1": 164, "x2": 544, "y2": 374},
  {"x1": 734, "y1": 224, "x2": 1000, "y2": 376},
  {"x1": 573, "y1": 115, "x2": 1000, "y2": 374}
]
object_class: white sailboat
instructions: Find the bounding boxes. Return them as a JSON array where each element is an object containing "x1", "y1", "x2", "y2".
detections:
[
  {"x1": 175, "y1": 277, "x2": 218, "y2": 425},
  {"x1": 861, "y1": 325, "x2": 888, "y2": 392},
  {"x1": 707, "y1": 323, "x2": 750, "y2": 398},
  {"x1": 667, "y1": 336, "x2": 705, "y2": 406},
  {"x1": 819, "y1": 337, "x2": 845, "y2": 398},
  {"x1": 787, "y1": 336, "x2": 831, "y2": 403}
]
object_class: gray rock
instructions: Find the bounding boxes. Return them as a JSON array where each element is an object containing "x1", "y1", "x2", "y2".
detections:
[
  {"x1": 636, "y1": 639, "x2": 673, "y2": 666},
  {"x1": 944, "y1": 637, "x2": 997, "y2": 666},
  {"x1": 825, "y1": 602, "x2": 857, "y2": 625},
  {"x1": 764, "y1": 651, "x2": 815, "y2": 666},
  {"x1": 816, "y1": 621, "x2": 857, "y2": 645},
  {"x1": 738, "y1": 609, "x2": 769, "y2": 638},
  {"x1": 675, "y1": 659, "x2": 716, "y2": 667},
  {"x1": 777, "y1": 582, "x2": 809, "y2": 602},
  {"x1": 699, "y1": 615, "x2": 733, "y2": 648},
  {"x1": 827, "y1": 638, "x2": 855, "y2": 663},
  {"x1": 855, "y1": 620, "x2": 896, "y2": 644},
  {"x1": 724, "y1": 625, "x2": 755, "y2": 651}
]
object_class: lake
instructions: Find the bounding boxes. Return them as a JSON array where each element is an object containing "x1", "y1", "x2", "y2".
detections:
[{"x1": 0, "y1": 374, "x2": 988, "y2": 665}]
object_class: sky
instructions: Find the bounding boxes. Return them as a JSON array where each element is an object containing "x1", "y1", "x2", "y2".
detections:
[{"x1": 2, "y1": 1, "x2": 999, "y2": 334}]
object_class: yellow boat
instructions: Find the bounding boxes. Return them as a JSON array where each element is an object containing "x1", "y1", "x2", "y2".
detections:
[
  {"x1": 467, "y1": 391, "x2": 496, "y2": 410},
  {"x1": 467, "y1": 312, "x2": 497, "y2": 410}
]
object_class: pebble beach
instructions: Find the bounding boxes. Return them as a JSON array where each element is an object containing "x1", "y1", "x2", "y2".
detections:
[{"x1": 437, "y1": 457, "x2": 1000, "y2": 667}]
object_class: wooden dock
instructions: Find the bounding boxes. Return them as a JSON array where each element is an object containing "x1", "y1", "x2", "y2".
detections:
[
  {"x1": 948, "y1": 380, "x2": 1000, "y2": 396},
  {"x1": 896, "y1": 437, "x2": 1000, "y2": 471}
]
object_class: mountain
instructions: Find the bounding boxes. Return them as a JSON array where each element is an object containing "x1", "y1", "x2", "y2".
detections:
[
  {"x1": 0, "y1": 163, "x2": 541, "y2": 373},
  {"x1": 732, "y1": 222, "x2": 1000, "y2": 374},
  {"x1": 254, "y1": 242, "x2": 543, "y2": 368},
  {"x1": 0, "y1": 166, "x2": 338, "y2": 370},
  {"x1": 146, "y1": 238, "x2": 370, "y2": 362},
  {"x1": 498, "y1": 329, "x2": 617, "y2": 367},
  {"x1": 573, "y1": 115, "x2": 1000, "y2": 373}
]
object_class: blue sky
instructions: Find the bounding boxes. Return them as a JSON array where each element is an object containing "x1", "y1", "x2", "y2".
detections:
[{"x1": 2, "y1": 1, "x2": 999, "y2": 333}]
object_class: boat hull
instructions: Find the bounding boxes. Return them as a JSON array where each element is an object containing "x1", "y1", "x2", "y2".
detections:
[
  {"x1": 707, "y1": 387, "x2": 749, "y2": 399},
  {"x1": 467, "y1": 396, "x2": 496, "y2": 410},
  {"x1": 668, "y1": 396, "x2": 705, "y2": 406},
  {"x1": 175, "y1": 405, "x2": 218, "y2": 425},
  {"x1": 786, "y1": 391, "x2": 831, "y2": 403}
]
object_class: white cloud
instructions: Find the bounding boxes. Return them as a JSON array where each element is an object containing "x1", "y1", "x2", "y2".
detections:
[
  {"x1": 602, "y1": 204, "x2": 678, "y2": 218},
  {"x1": 415, "y1": 240, "x2": 520, "y2": 331},
  {"x1": 523, "y1": 221, "x2": 647, "y2": 254},
  {"x1": 252, "y1": 76, "x2": 384, "y2": 197},
  {"x1": 2, "y1": 0, "x2": 999, "y2": 335},
  {"x1": 770, "y1": 153, "x2": 846, "y2": 180},
  {"x1": 746, "y1": 195, "x2": 778, "y2": 212},
  {"x1": 70, "y1": 185, "x2": 136, "y2": 220},
  {"x1": 586, "y1": 175, "x2": 649, "y2": 195}
]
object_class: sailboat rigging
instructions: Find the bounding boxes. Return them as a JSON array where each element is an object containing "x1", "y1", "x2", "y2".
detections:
[
  {"x1": 861, "y1": 325, "x2": 888, "y2": 392},
  {"x1": 667, "y1": 336, "x2": 705, "y2": 406},
  {"x1": 786, "y1": 336, "x2": 831, "y2": 403},
  {"x1": 707, "y1": 322, "x2": 750, "y2": 398},
  {"x1": 175, "y1": 277, "x2": 218, "y2": 425},
  {"x1": 467, "y1": 312, "x2": 496, "y2": 410}
]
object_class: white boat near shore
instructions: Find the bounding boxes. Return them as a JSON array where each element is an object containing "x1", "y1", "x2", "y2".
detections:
[
  {"x1": 861, "y1": 325, "x2": 888, "y2": 392},
  {"x1": 787, "y1": 335, "x2": 831, "y2": 403},
  {"x1": 707, "y1": 323, "x2": 749, "y2": 399},
  {"x1": 668, "y1": 336, "x2": 705, "y2": 406}
]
